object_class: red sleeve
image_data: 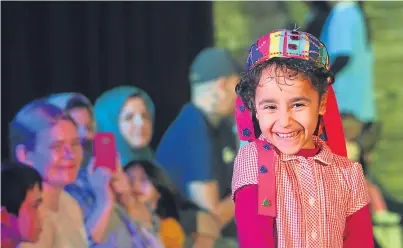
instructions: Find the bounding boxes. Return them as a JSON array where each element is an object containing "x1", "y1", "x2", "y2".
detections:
[
  {"x1": 343, "y1": 204, "x2": 374, "y2": 248},
  {"x1": 234, "y1": 184, "x2": 275, "y2": 248}
]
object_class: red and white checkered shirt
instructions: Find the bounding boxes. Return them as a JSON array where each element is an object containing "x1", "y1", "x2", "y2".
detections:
[{"x1": 232, "y1": 136, "x2": 370, "y2": 248}]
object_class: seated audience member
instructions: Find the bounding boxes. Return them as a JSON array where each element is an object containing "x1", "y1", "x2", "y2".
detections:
[
  {"x1": 1, "y1": 163, "x2": 44, "y2": 248},
  {"x1": 125, "y1": 160, "x2": 186, "y2": 248},
  {"x1": 156, "y1": 48, "x2": 240, "y2": 247},
  {"x1": 9, "y1": 100, "x2": 88, "y2": 248},
  {"x1": 93, "y1": 85, "x2": 224, "y2": 247},
  {"x1": 67, "y1": 157, "x2": 163, "y2": 248},
  {"x1": 48, "y1": 93, "x2": 163, "y2": 247},
  {"x1": 93, "y1": 86, "x2": 170, "y2": 171},
  {"x1": 47, "y1": 93, "x2": 95, "y2": 168}
]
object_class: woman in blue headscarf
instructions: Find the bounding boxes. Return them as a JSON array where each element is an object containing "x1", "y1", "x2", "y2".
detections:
[
  {"x1": 94, "y1": 86, "x2": 231, "y2": 248},
  {"x1": 94, "y1": 86, "x2": 154, "y2": 163},
  {"x1": 93, "y1": 86, "x2": 176, "y2": 192}
]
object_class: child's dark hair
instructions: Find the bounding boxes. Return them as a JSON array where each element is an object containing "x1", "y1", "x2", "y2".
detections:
[
  {"x1": 236, "y1": 57, "x2": 333, "y2": 115},
  {"x1": 236, "y1": 57, "x2": 334, "y2": 138},
  {"x1": 124, "y1": 160, "x2": 180, "y2": 221},
  {"x1": 1, "y1": 161, "x2": 43, "y2": 215}
]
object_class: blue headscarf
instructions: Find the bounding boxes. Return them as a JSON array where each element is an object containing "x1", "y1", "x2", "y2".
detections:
[
  {"x1": 94, "y1": 86, "x2": 179, "y2": 196},
  {"x1": 93, "y1": 86, "x2": 155, "y2": 166}
]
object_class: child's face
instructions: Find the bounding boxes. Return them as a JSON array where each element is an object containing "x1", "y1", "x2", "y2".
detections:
[
  {"x1": 126, "y1": 165, "x2": 159, "y2": 205},
  {"x1": 18, "y1": 183, "x2": 44, "y2": 242},
  {"x1": 1, "y1": 183, "x2": 44, "y2": 243},
  {"x1": 255, "y1": 66, "x2": 327, "y2": 154}
]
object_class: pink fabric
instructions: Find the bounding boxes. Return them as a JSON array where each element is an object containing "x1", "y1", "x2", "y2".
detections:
[
  {"x1": 255, "y1": 139, "x2": 277, "y2": 217},
  {"x1": 344, "y1": 204, "x2": 374, "y2": 248},
  {"x1": 235, "y1": 185, "x2": 275, "y2": 248},
  {"x1": 235, "y1": 96, "x2": 255, "y2": 141},
  {"x1": 235, "y1": 148, "x2": 319, "y2": 248}
]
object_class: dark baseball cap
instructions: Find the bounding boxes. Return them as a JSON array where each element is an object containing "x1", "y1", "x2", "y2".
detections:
[{"x1": 189, "y1": 47, "x2": 241, "y2": 84}]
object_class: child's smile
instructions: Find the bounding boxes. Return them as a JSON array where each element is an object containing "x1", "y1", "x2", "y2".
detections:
[
  {"x1": 274, "y1": 130, "x2": 303, "y2": 143},
  {"x1": 255, "y1": 66, "x2": 327, "y2": 155},
  {"x1": 275, "y1": 130, "x2": 301, "y2": 139}
]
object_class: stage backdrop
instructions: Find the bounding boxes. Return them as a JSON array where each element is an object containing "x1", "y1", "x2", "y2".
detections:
[{"x1": 1, "y1": 1, "x2": 213, "y2": 159}]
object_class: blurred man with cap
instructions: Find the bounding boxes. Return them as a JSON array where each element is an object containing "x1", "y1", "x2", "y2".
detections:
[{"x1": 156, "y1": 47, "x2": 240, "y2": 247}]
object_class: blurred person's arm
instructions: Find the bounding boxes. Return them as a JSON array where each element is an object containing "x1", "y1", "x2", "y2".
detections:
[
  {"x1": 184, "y1": 119, "x2": 235, "y2": 229},
  {"x1": 367, "y1": 178, "x2": 387, "y2": 213},
  {"x1": 185, "y1": 138, "x2": 235, "y2": 229},
  {"x1": 188, "y1": 182, "x2": 234, "y2": 229},
  {"x1": 328, "y1": 5, "x2": 354, "y2": 76},
  {"x1": 216, "y1": 196, "x2": 235, "y2": 227},
  {"x1": 193, "y1": 211, "x2": 221, "y2": 248},
  {"x1": 66, "y1": 162, "x2": 115, "y2": 245},
  {"x1": 85, "y1": 196, "x2": 114, "y2": 245}
]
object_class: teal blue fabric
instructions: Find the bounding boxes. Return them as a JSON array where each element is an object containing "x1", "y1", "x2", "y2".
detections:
[
  {"x1": 320, "y1": 2, "x2": 376, "y2": 122},
  {"x1": 93, "y1": 86, "x2": 155, "y2": 166}
]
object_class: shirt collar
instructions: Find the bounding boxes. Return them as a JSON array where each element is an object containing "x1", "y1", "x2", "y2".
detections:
[{"x1": 258, "y1": 135, "x2": 333, "y2": 166}]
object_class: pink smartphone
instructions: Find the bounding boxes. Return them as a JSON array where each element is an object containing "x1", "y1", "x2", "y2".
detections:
[{"x1": 93, "y1": 132, "x2": 117, "y2": 172}]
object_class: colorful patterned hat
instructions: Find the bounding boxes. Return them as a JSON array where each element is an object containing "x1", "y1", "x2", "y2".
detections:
[
  {"x1": 235, "y1": 29, "x2": 346, "y2": 157},
  {"x1": 246, "y1": 29, "x2": 331, "y2": 75}
]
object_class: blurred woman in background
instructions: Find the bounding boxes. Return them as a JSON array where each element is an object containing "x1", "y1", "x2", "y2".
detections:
[
  {"x1": 48, "y1": 92, "x2": 163, "y2": 247},
  {"x1": 47, "y1": 93, "x2": 95, "y2": 169},
  {"x1": 93, "y1": 85, "x2": 176, "y2": 227},
  {"x1": 9, "y1": 100, "x2": 87, "y2": 248},
  {"x1": 94, "y1": 85, "x2": 226, "y2": 247}
]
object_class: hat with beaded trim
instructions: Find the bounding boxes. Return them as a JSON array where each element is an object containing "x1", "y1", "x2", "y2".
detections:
[{"x1": 235, "y1": 29, "x2": 346, "y2": 157}]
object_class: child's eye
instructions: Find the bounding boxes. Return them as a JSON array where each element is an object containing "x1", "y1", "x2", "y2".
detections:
[
  {"x1": 263, "y1": 105, "x2": 277, "y2": 110},
  {"x1": 293, "y1": 103, "x2": 305, "y2": 108}
]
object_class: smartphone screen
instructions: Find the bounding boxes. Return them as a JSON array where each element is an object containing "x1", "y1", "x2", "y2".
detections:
[{"x1": 93, "y1": 132, "x2": 117, "y2": 172}]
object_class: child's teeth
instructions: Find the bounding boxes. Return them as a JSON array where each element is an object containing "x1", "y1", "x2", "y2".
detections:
[{"x1": 277, "y1": 131, "x2": 299, "y2": 138}]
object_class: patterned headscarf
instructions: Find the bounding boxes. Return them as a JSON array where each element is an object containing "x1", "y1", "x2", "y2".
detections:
[{"x1": 235, "y1": 29, "x2": 346, "y2": 156}]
